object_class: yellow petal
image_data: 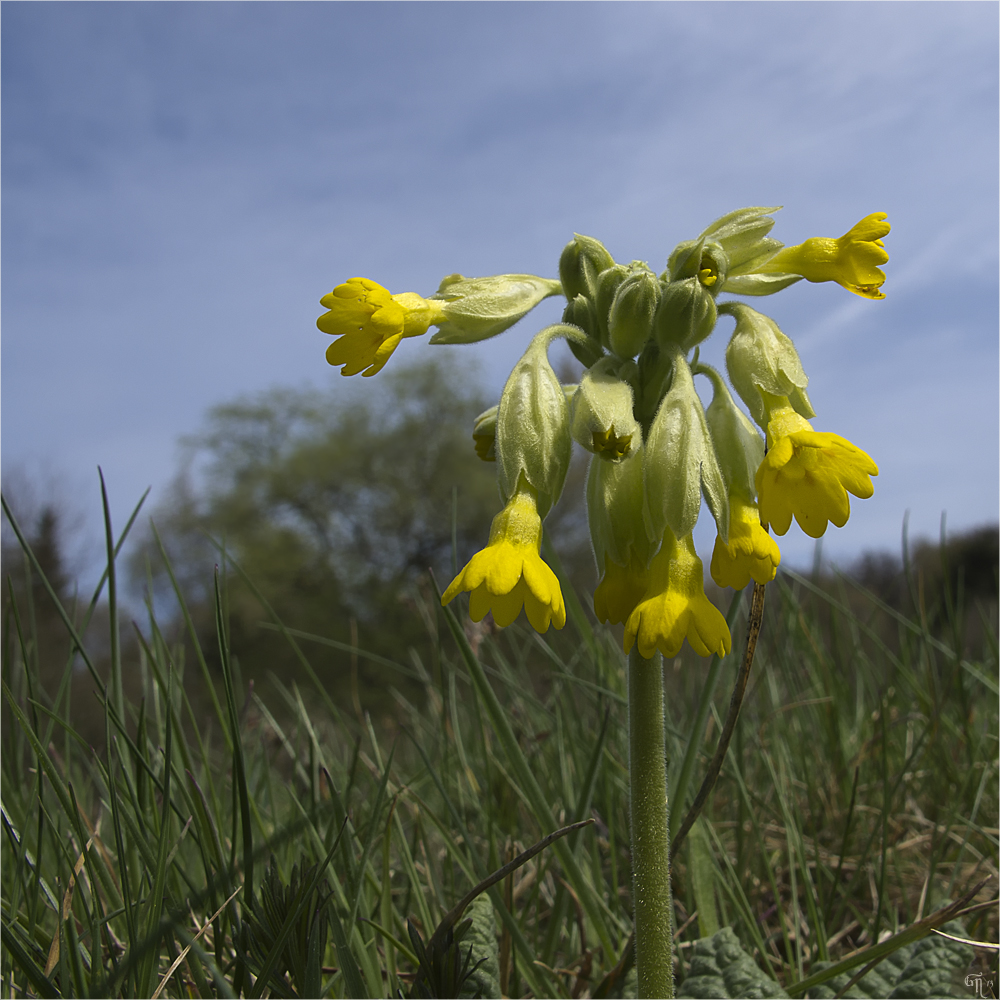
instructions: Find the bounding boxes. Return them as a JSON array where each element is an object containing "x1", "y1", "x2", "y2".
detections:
[
  {"x1": 710, "y1": 498, "x2": 780, "y2": 589},
  {"x1": 756, "y1": 428, "x2": 877, "y2": 538},
  {"x1": 362, "y1": 331, "x2": 404, "y2": 377},
  {"x1": 440, "y1": 486, "x2": 564, "y2": 633},
  {"x1": 624, "y1": 532, "x2": 730, "y2": 659},
  {"x1": 759, "y1": 213, "x2": 889, "y2": 297}
]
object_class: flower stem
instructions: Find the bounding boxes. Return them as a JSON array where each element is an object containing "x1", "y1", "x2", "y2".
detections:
[{"x1": 628, "y1": 646, "x2": 674, "y2": 998}]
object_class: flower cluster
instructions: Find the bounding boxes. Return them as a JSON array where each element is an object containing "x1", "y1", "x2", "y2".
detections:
[{"x1": 317, "y1": 209, "x2": 887, "y2": 658}]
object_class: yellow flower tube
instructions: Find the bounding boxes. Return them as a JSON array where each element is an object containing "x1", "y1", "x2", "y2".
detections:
[
  {"x1": 624, "y1": 530, "x2": 731, "y2": 659},
  {"x1": 710, "y1": 495, "x2": 781, "y2": 590},
  {"x1": 441, "y1": 480, "x2": 565, "y2": 633},
  {"x1": 594, "y1": 552, "x2": 650, "y2": 626},
  {"x1": 759, "y1": 212, "x2": 890, "y2": 299}
]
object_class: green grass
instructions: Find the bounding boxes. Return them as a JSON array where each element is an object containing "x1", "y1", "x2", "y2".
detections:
[{"x1": 2, "y1": 490, "x2": 997, "y2": 998}]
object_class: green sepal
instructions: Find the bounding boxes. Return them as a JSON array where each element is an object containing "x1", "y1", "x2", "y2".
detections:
[
  {"x1": 644, "y1": 351, "x2": 729, "y2": 543},
  {"x1": 721, "y1": 302, "x2": 814, "y2": 428},
  {"x1": 698, "y1": 363, "x2": 765, "y2": 500},
  {"x1": 586, "y1": 446, "x2": 652, "y2": 576},
  {"x1": 721, "y1": 273, "x2": 802, "y2": 296},
  {"x1": 496, "y1": 325, "x2": 577, "y2": 518},
  {"x1": 428, "y1": 273, "x2": 563, "y2": 344},
  {"x1": 569, "y1": 357, "x2": 641, "y2": 461},
  {"x1": 699, "y1": 207, "x2": 779, "y2": 263}
]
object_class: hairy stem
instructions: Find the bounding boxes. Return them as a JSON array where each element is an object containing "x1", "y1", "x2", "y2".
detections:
[{"x1": 628, "y1": 646, "x2": 674, "y2": 998}]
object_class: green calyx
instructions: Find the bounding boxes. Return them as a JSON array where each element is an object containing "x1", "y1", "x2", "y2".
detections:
[
  {"x1": 721, "y1": 301, "x2": 814, "y2": 428},
  {"x1": 495, "y1": 324, "x2": 587, "y2": 518},
  {"x1": 586, "y1": 444, "x2": 652, "y2": 573},
  {"x1": 697, "y1": 363, "x2": 764, "y2": 500},
  {"x1": 428, "y1": 273, "x2": 563, "y2": 345},
  {"x1": 569, "y1": 357, "x2": 641, "y2": 462},
  {"x1": 643, "y1": 350, "x2": 729, "y2": 544},
  {"x1": 654, "y1": 277, "x2": 718, "y2": 352},
  {"x1": 608, "y1": 264, "x2": 661, "y2": 360},
  {"x1": 559, "y1": 234, "x2": 616, "y2": 302}
]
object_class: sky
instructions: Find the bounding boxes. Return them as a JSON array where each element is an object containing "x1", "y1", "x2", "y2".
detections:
[{"x1": 3, "y1": 1, "x2": 998, "y2": 586}]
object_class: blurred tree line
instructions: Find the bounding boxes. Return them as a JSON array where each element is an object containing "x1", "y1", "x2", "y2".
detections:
[
  {"x1": 2, "y1": 353, "x2": 995, "y2": 747},
  {"x1": 127, "y1": 355, "x2": 592, "y2": 726}
]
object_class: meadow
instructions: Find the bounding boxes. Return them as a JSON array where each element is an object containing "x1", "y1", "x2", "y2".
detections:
[{"x1": 1, "y1": 476, "x2": 996, "y2": 999}]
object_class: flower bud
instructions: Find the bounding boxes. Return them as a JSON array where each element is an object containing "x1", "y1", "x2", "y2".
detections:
[
  {"x1": 722, "y1": 302, "x2": 814, "y2": 428},
  {"x1": 559, "y1": 235, "x2": 616, "y2": 303},
  {"x1": 699, "y1": 206, "x2": 781, "y2": 269},
  {"x1": 698, "y1": 364, "x2": 764, "y2": 500},
  {"x1": 495, "y1": 325, "x2": 575, "y2": 518},
  {"x1": 428, "y1": 273, "x2": 562, "y2": 345},
  {"x1": 594, "y1": 264, "x2": 629, "y2": 344},
  {"x1": 653, "y1": 277, "x2": 718, "y2": 352},
  {"x1": 567, "y1": 337, "x2": 605, "y2": 369},
  {"x1": 562, "y1": 292, "x2": 605, "y2": 367},
  {"x1": 570, "y1": 358, "x2": 641, "y2": 461},
  {"x1": 644, "y1": 351, "x2": 728, "y2": 542},
  {"x1": 472, "y1": 405, "x2": 498, "y2": 462},
  {"x1": 562, "y1": 293, "x2": 599, "y2": 340},
  {"x1": 608, "y1": 266, "x2": 660, "y2": 359}
]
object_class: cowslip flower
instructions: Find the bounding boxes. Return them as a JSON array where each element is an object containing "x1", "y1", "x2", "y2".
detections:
[
  {"x1": 441, "y1": 480, "x2": 566, "y2": 632},
  {"x1": 318, "y1": 278, "x2": 446, "y2": 377},
  {"x1": 710, "y1": 495, "x2": 781, "y2": 590},
  {"x1": 593, "y1": 552, "x2": 650, "y2": 626},
  {"x1": 624, "y1": 530, "x2": 731, "y2": 659},
  {"x1": 758, "y1": 213, "x2": 890, "y2": 299},
  {"x1": 756, "y1": 401, "x2": 878, "y2": 538}
]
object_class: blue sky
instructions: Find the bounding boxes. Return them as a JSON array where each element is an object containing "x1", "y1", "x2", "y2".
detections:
[{"x1": 3, "y1": 1, "x2": 997, "y2": 581}]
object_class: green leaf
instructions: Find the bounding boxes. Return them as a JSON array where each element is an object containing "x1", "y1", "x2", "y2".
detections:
[
  {"x1": 458, "y1": 896, "x2": 501, "y2": 1000},
  {"x1": 807, "y1": 943, "x2": 915, "y2": 998},
  {"x1": 678, "y1": 927, "x2": 788, "y2": 999},
  {"x1": 888, "y1": 921, "x2": 975, "y2": 999}
]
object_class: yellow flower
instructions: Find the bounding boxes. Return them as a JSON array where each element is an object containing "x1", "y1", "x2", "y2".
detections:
[
  {"x1": 441, "y1": 482, "x2": 565, "y2": 633},
  {"x1": 624, "y1": 530, "x2": 732, "y2": 659},
  {"x1": 760, "y1": 213, "x2": 890, "y2": 299},
  {"x1": 756, "y1": 403, "x2": 878, "y2": 538},
  {"x1": 593, "y1": 552, "x2": 649, "y2": 625},
  {"x1": 318, "y1": 277, "x2": 446, "y2": 377},
  {"x1": 710, "y1": 495, "x2": 781, "y2": 590}
]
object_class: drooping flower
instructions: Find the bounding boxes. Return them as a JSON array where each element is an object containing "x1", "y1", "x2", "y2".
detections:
[
  {"x1": 441, "y1": 480, "x2": 565, "y2": 633},
  {"x1": 594, "y1": 552, "x2": 650, "y2": 626},
  {"x1": 758, "y1": 213, "x2": 890, "y2": 299},
  {"x1": 318, "y1": 278, "x2": 446, "y2": 377},
  {"x1": 624, "y1": 530, "x2": 731, "y2": 659},
  {"x1": 756, "y1": 402, "x2": 878, "y2": 538},
  {"x1": 710, "y1": 495, "x2": 781, "y2": 589}
]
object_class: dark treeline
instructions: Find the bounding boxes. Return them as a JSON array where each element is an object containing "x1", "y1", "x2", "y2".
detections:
[{"x1": 2, "y1": 357, "x2": 996, "y2": 751}]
